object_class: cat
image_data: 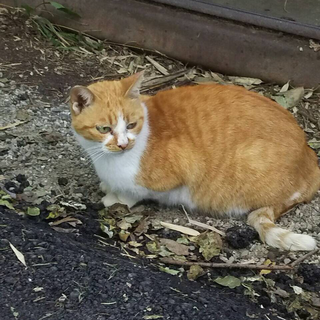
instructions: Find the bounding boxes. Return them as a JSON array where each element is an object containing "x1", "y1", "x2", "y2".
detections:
[{"x1": 70, "y1": 72, "x2": 320, "y2": 251}]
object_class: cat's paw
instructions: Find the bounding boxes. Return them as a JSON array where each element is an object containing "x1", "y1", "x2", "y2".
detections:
[
  {"x1": 117, "y1": 194, "x2": 138, "y2": 209},
  {"x1": 102, "y1": 193, "x2": 120, "y2": 207},
  {"x1": 100, "y1": 181, "x2": 111, "y2": 194},
  {"x1": 265, "y1": 228, "x2": 317, "y2": 251}
]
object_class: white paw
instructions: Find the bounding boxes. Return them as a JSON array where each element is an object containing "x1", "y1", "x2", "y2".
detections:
[
  {"x1": 117, "y1": 194, "x2": 138, "y2": 209},
  {"x1": 265, "y1": 228, "x2": 317, "y2": 251},
  {"x1": 100, "y1": 181, "x2": 111, "y2": 194},
  {"x1": 102, "y1": 193, "x2": 120, "y2": 207}
]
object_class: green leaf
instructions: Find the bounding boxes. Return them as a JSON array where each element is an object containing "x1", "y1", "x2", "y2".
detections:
[
  {"x1": 49, "y1": 2, "x2": 81, "y2": 17},
  {"x1": 26, "y1": 207, "x2": 40, "y2": 216},
  {"x1": 272, "y1": 87, "x2": 304, "y2": 109},
  {"x1": 214, "y1": 276, "x2": 241, "y2": 289},
  {"x1": 143, "y1": 315, "x2": 163, "y2": 320},
  {"x1": 0, "y1": 199, "x2": 14, "y2": 210},
  {"x1": 21, "y1": 4, "x2": 35, "y2": 16},
  {"x1": 159, "y1": 266, "x2": 180, "y2": 275}
]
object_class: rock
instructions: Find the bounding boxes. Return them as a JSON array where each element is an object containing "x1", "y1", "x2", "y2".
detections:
[{"x1": 225, "y1": 225, "x2": 259, "y2": 249}]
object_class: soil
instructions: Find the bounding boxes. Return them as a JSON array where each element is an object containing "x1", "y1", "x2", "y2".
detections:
[{"x1": 0, "y1": 8, "x2": 320, "y2": 320}]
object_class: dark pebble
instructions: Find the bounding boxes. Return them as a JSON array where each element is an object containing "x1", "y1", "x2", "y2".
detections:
[
  {"x1": 58, "y1": 177, "x2": 68, "y2": 186},
  {"x1": 225, "y1": 225, "x2": 259, "y2": 249},
  {"x1": 298, "y1": 263, "x2": 320, "y2": 284}
]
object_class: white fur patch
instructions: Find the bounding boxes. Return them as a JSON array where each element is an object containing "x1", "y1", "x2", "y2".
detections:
[
  {"x1": 289, "y1": 192, "x2": 301, "y2": 202},
  {"x1": 74, "y1": 103, "x2": 197, "y2": 209},
  {"x1": 114, "y1": 114, "x2": 128, "y2": 146},
  {"x1": 265, "y1": 227, "x2": 316, "y2": 251}
]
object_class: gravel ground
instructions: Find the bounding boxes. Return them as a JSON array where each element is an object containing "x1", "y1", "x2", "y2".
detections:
[{"x1": 1, "y1": 8, "x2": 320, "y2": 320}]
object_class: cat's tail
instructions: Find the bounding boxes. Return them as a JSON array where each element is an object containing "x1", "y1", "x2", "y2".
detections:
[{"x1": 247, "y1": 207, "x2": 317, "y2": 251}]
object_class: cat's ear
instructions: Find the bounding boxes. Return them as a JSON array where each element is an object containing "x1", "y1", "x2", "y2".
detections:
[
  {"x1": 122, "y1": 72, "x2": 144, "y2": 99},
  {"x1": 70, "y1": 86, "x2": 94, "y2": 115}
]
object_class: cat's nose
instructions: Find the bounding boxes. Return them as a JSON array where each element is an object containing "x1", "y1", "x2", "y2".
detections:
[{"x1": 118, "y1": 143, "x2": 128, "y2": 150}]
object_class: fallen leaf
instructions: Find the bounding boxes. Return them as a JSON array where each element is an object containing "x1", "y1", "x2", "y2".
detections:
[
  {"x1": 46, "y1": 204, "x2": 66, "y2": 219},
  {"x1": 187, "y1": 265, "x2": 205, "y2": 281},
  {"x1": 146, "y1": 56, "x2": 169, "y2": 75},
  {"x1": 159, "y1": 238, "x2": 189, "y2": 256},
  {"x1": 128, "y1": 241, "x2": 143, "y2": 248},
  {"x1": 292, "y1": 285, "x2": 303, "y2": 295},
  {"x1": 0, "y1": 199, "x2": 14, "y2": 210},
  {"x1": 33, "y1": 287, "x2": 44, "y2": 292},
  {"x1": 160, "y1": 221, "x2": 200, "y2": 236},
  {"x1": 304, "y1": 91, "x2": 313, "y2": 99},
  {"x1": 9, "y1": 242, "x2": 27, "y2": 267},
  {"x1": 117, "y1": 219, "x2": 132, "y2": 230},
  {"x1": 124, "y1": 214, "x2": 143, "y2": 224},
  {"x1": 272, "y1": 87, "x2": 304, "y2": 109},
  {"x1": 100, "y1": 224, "x2": 114, "y2": 238},
  {"x1": 159, "y1": 266, "x2": 180, "y2": 275},
  {"x1": 308, "y1": 139, "x2": 320, "y2": 149},
  {"x1": 273, "y1": 287, "x2": 290, "y2": 298},
  {"x1": 119, "y1": 230, "x2": 130, "y2": 242},
  {"x1": 134, "y1": 218, "x2": 150, "y2": 235},
  {"x1": 279, "y1": 81, "x2": 290, "y2": 93},
  {"x1": 229, "y1": 76, "x2": 262, "y2": 86},
  {"x1": 26, "y1": 207, "x2": 40, "y2": 216},
  {"x1": 242, "y1": 283, "x2": 260, "y2": 299},
  {"x1": 176, "y1": 236, "x2": 190, "y2": 245},
  {"x1": 214, "y1": 276, "x2": 241, "y2": 288},
  {"x1": 195, "y1": 232, "x2": 222, "y2": 261},
  {"x1": 260, "y1": 259, "x2": 275, "y2": 275}
]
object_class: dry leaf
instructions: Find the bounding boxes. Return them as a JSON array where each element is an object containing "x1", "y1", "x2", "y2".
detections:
[
  {"x1": 159, "y1": 238, "x2": 190, "y2": 256},
  {"x1": 9, "y1": 242, "x2": 27, "y2": 267},
  {"x1": 272, "y1": 87, "x2": 304, "y2": 109},
  {"x1": 117, "y1": 220, "x2": 132, "y2": 230},
  {"x1": 260, "y1": 259, "x2": 275, "y2": 275},
  {"x1": 187, "y1": 265, "x2": 205, "y2": 281},
  {"x1": 134, "y1": 218, "x2": 150, "y2": 235},
  {"x1": 160, "y1": 221, "x2": 200, "y2": 236},
  {"x1": 146, "y1": 56, "x2": 169, "y2": 75},
  {"x1": 229, "y1": 76, "x2": 262, "y2": 86},
  {"x1": 195, "y1": 232, "x2": 222, "y2": 261},
  {"x1": 279, "y1": 81, "x2": 290, "y2": 93},
  {"x1": 119, "y1": 230, "x2": 130, "y2": 242},
  {"x1": 214, "y1": 276, "x2": 241, "y2": 288}
]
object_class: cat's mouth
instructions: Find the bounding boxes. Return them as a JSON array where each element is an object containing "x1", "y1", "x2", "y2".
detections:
[{"x1": 106, "y1": 142, "x2": 134, "y2": 153}]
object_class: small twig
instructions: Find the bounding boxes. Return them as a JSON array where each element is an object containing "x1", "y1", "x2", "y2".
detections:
[
  {"x1": 290, "y1": 248, "x2": 319, "y2": 268},
  {"x1": 181, "y1": 205, "x2": 225, "y2": 236},
  {"x1": 160, "y1": 258, "x2": 293, "y2": 271}
]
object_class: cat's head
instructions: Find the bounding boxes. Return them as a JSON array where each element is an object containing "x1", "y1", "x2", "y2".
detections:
[{"x1": 70, "y1": 72, "x2": 144, "y2": 153}]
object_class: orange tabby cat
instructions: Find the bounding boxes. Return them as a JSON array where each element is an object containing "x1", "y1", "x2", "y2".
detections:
[{"x1": 70, "y1": 72, "x2": 320, "y2": 251}]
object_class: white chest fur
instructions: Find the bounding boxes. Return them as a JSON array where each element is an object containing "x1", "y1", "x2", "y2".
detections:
[{"x1": 73, "y1": 104, "x2": 196, "y2": 209}]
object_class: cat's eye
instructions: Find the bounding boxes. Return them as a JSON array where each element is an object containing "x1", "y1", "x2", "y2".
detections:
[
  {"x1": 96, "y1": 125, "x2": 112, "y2": 134},
  {"x1": 127, "y1": 122, "x2": 137, "y2": 130}
]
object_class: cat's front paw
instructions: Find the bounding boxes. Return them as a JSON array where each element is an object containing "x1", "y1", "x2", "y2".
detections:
[
  {"x1": 102, "y1": 193, "x2": 120, "y2": 207},
  {"x1": 100, "y1": 181, "x2": 111, "y2": 194},
  {"x1": 117, "y1": 194, "x2": 139, "y2": 209}
]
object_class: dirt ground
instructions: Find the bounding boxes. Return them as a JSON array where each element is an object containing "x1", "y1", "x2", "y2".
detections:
[{"x1": 1, "y1": 8, "x2": 320, "y2": 320}]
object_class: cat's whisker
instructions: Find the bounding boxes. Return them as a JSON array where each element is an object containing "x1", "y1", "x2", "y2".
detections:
[{"x1": 92, "y1": 152, "x2": 106, "y2": 165}]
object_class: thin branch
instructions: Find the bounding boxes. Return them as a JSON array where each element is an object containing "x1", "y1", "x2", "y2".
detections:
[
  {"x1": 181, "y1": 205, "x2": 226, "y2": 237},
  {"x1": 290, "y1": 248, "x2": 319, "y2": 268},
  {"x1": 160, "y1": 258, "x2": 293, "y2": 271}
]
